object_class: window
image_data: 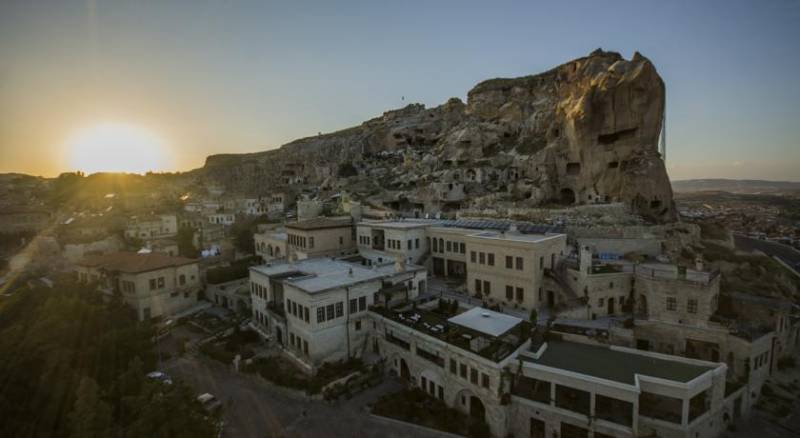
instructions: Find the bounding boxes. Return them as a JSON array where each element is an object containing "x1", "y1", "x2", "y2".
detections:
[
  {"x1": 309, "y1": 237, "x2": 315, "y2": 248},
  {"x1": 157, "y1": 277, "x2": 165, "y2": 288},
  {"x1": 516, "y1": 257, "x2": 523, "y2": 270},
  {"x1": 666, "y1": 297, "x2": 677, "y2": 311},
  {"x1": 170, "y1": 292, "x2": 178, "y2": 298},
  {"x1": 446, "y1": 241, "x2": 452, "y2": 252},
  {"x1": 415, "y1": 238, "x2": 419, "y2": 249},
  {"x1": 303, "y1": 340, "x2": 309, "y2": 355},
  {"x1": 179, "y1": 274, "x2": 186, "y2": 286},
  {"x1": 687, "y1": 299, "x2": 698, "y2": 314},
  {"x1": 339, "y1": 236, "x2": 344, "y2": 245},
  {"x1": 516, "y1": 287, "x2": 524, "y2": 301},
  {"x1": 355, "y1": 320, "x2": 362, "y2": 331},
  {"x1": 506, "y1": 285, "x2": 513, "y2": 300},
  {"x1": 470, "y1": 368, "x2": 478, "y2": 384},
  {"x1": 483, "y1": 281, "x2": 491, "y2": 295},
  {"x1": 450, "y1": 359, "x2": 457, "y2": 374},
  {"x1": 460, "y1": 243, "x2": 465, "y2": 254},
  {"x1": 479, "y1": 252, "x2": 485, "y2": 264},
  {"x1": 460, "y1": 363, "x2": 467, "y2": 378},
  {"x1": 488, "y1": 253, "x2": 494, "y2": 266},
  {"x1": 149, "y1": 279, "x2": 157, "y2": 290},
  {"x1": 336, "y1": 302, "x2": 344, "y2": 317},
  {"x1": 317, "y1": 307, "x2": 325, "y2": 323},
  {"x1": 350, "y1": 298, "x2": 357, "y2": 314},
  {"x1": 327, "y1": 304, "x2": 335, "y2": 320},
  {"x1": 539, "y1": 256, "x2": 544, "y2": 269},
  {"x1": 598, "y1": 298, "x2": 604, "y2": 307},
  {"x1": 432, "y1": 239, "x2": 438, "y2": 252},
  {"x1": 506, "y1": 255, "x2": 513, "y2": 269},
  {"x1": 304, "y1": 307, "x2": 309, "y2": 323},
  {"x1": 475, "y1": 279, "x2": 482, "y2": 294},
  {"x1": 470, "y1": 251, "x2": 476, "y2": 263},
  {"x1": 482, "y1": 373, "x2": 490, "y2": 388},
  {"x1": 358, "y1": 296, "x2": 367, "y2": 311}
]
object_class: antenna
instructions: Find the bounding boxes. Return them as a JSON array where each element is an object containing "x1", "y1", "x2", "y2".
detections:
[{"x1": 660, "y1": 93, "x2": 667, "y2": 162}]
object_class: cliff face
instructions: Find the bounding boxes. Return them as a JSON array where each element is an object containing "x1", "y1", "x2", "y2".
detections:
[{"x1": 202, "y1": 49, "x2": 674, "y2": 221}]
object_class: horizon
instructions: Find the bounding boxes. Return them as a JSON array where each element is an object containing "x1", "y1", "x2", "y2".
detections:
[{"x1": 1, "y1": 0, "x2": 799, "y2": 181}]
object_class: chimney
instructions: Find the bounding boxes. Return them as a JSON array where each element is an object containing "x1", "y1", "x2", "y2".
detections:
[
  {"x1": 695, "y1": 256, "x2": 705, "y2": 272},
  {"x1": 579, "y1": 245, "x2": 592, "y2": 275}
]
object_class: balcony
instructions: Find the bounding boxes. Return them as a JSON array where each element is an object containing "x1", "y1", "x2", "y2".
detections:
[{"x1": 266, "y1": 301, "x2": 286, "y2": 320}]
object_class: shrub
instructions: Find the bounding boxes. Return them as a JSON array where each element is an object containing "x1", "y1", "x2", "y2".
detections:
[{"x1": 777, "y1": 356, "x2": 796, "y2": 370}]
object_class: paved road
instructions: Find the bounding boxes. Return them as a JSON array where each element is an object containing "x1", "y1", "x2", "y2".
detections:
[{"x1": 162, "y1": 354, "x2": 449, "y2": 438}]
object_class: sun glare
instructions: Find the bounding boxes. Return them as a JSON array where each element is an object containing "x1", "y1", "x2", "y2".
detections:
[{"x1": 66, "y1": 123, "x2": 170, "y2": 174}]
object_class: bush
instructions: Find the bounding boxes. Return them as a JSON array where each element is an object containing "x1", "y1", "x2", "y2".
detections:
[{"x1": 777, "y1": 356, "x2": 796, "y2": 370}]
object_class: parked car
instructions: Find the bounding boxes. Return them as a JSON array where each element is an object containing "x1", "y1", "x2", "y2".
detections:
[
  {"x1": 146, "y1": 371, "x2": 173, "y2": 385},
  {"x1": 197, "y1": 393, "x2": 222, "y2": 413}
]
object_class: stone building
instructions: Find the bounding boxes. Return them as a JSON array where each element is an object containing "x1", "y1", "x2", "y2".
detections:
[
  {"x1": 125, "y1": 213, "x2": 178, "y2": 240},
  {"x1": 369, "y1": 305, "x2": 531, "y2": 437},
  {"x1": 75, "y1": 251, "x2": 200, "y2": 321},
  {"x1": 510, "y1": 339, "x2": 731, "y2": 438},
  {"x1": 249, "y1": 257, "x2": 426, "y2": 372},
  {"x1": 285, "y1": 217, "x2": 356, "y2": 260},
  {"x1": 356, "y1": 220, "x2": 430, "y2": 266},
  {"x1": 254, "y1": 230, "x2": 287, "y2": 262},
  {"x1": 464, "y1": 229, "x2": 567, "y2": 312}
]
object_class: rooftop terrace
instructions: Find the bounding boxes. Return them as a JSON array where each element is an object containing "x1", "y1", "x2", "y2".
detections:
[
  {"x1": 371, "y1": 304, "x2": 531, "y2": 362},
  {"x1": 250, "y1": 258, "x2": 423, "y2": 294}
]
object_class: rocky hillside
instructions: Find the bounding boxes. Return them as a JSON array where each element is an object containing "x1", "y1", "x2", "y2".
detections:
[{"x1": 201, "y1": 49, "x2": 674, "y2": 222}]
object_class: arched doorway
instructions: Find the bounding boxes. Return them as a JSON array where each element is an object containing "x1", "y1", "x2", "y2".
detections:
[
  {"x1": 399, "y1": 358, "x2": 410, "y2": 380},
  {"x1": 559, "y1": 188, "x2": 575, "y2": 205},
  {"x1": 469, "y1": 395, "x2": 486, "y2": 420},
  {"x1": 637, "y1": 294, "x2": 648, "y2": 316}
]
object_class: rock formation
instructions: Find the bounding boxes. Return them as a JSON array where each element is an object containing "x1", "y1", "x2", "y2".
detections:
[{"x1": 200, "y1": 49, "x2": 674, "y2": 222}]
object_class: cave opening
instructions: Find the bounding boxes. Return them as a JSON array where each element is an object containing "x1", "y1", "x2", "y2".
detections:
[
  {"x1": 598, "y1": 127, "x2": 638, "y2": 145},
  {"x1": 559, "y1": 188, "x2": 576, "y2": 205},
  {"x1": 566, "y1": 162, "x2": 581, "y2": 175}
]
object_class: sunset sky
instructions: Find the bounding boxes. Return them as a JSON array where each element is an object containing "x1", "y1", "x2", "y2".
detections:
[{"x1": 1, "y1": 0, "x2": 798, "y2": 181}]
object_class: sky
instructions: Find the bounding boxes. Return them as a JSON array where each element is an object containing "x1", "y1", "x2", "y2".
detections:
[{"x1": 0, "y1": 0, "x2": 798, "y2": 181}]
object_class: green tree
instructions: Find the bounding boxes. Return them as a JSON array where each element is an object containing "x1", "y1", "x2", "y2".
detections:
[
  {"x1": 177, "y1": 226, "x2": 199, "y2": 258},
  {"x1": 529, "y1": 308, "x2": 538, "y2": 324},
  {"x1": 68, "y1": 377, "x2": 113, "y2": 438}
]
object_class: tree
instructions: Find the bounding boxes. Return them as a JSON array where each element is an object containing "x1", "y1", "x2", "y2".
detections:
[
  {"x1": 68, "y1": 377, "x2": 113, "y2": 438},
  {"x1": 177, "y1": 226, "x2": 199, "y2": 258},
  {"x1": 529, "y1": 308, "x2": 538, "y2": 324}
]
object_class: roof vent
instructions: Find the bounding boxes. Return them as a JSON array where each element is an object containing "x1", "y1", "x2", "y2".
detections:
[{"x1": 481, "y1": 312, "x2": 490, "y2": 318}]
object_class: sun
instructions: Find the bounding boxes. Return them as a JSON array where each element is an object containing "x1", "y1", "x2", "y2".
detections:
[{"x1": 66, "y1": 123, "x2": 171, "y2": 174}]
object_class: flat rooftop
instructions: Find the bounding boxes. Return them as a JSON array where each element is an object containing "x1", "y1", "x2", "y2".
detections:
[
  {"x1": 251, "y1": 257, "x2": 422, "y2": 294},
  {"x1": 285, "y1": 217, "x2": 352, "y2": 231},
  {"x1": 523, "y1": 341, "x2": 714, "y2": 385},
  {"x1": 468, "y1": 230, "x2": 560, "y2": 243},
  {"x1": 358, "y1": 220, "x2": 433, "y2": 230},
  {"x1": 448, "y1": 307, "x2": 522, "y2": 337}
]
